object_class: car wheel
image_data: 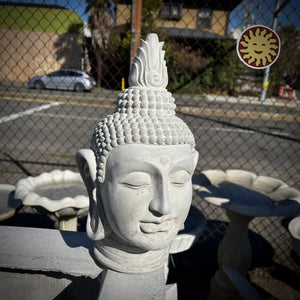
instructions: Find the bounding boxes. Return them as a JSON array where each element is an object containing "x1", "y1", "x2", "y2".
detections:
[
  {"x1": 74, "y1": 83, "x2": 85, "y2": 92},
  {"x1": 34, "y1": 80, "x2": 44, "y2": 90}
]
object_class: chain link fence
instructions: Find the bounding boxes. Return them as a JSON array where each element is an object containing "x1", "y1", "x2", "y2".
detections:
[{"x1": 0, "y1": 0, "x2": 299, "y2": 287}]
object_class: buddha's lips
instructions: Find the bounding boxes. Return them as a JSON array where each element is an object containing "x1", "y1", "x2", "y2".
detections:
[{"x1": 140, "y1": 219, "x2": 174, "y2": 233}]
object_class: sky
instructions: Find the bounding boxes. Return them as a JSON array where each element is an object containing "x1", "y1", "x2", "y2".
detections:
[
  {"x1": 229, "y1": 0, "x2": 300, "y2": 32},
  {"x1": 1, "y1": 0, "x2": 299, "y2": 32}
]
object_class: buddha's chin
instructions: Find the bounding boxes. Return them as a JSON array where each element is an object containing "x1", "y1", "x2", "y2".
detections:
[
  {"x1": 109, "y1": 221, "x2": 181, "y2": 252},
  {"x1": 133, "y1": 227, "x2": 179, "y2": 251},
  {"x1": 140, "y1": 219, "x2": 174, "y2": 234}
]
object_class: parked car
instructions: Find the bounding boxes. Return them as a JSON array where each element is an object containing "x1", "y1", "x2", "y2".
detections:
[{"x1": 28, "y1": 69, "x2": 96, "y2": 92}]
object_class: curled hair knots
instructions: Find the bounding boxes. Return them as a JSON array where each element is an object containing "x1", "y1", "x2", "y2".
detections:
[
  {"x1": 114, "y1": 88, "x2": 176, "y2": 118},
  {"x1": 91, "y1": 85, "x2": 195, "y2": 182}
]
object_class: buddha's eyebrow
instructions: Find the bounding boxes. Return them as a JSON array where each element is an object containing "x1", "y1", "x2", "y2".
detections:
[
  {"x1": 112, "y1": 156, "x2": 194, "y2": 177},
  {"x1": 169, "y1": 158, "x2": 194, "y2": 173},
  {"x1": 113, "y1": 159, "x2": 157, "y2": 174}
]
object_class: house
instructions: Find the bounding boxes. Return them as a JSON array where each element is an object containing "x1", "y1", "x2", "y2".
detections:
[
  {"x1": 105, "y1": 0, "x2": 244, "y2": 93},
  {"x1": 116, "y1": 0, "x2": 242, "y2": 47}
]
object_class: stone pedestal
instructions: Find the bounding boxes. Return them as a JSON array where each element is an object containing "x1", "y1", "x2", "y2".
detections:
[
  {"x1": 209, "y1": 210, "x2": 254, "y2": 300},
  {"x1": 59, "y1": 216, "x2": 79, "y2": 231}
]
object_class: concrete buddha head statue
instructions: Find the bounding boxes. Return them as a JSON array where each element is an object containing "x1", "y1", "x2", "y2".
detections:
[{"x1": 76, "y1": 33, "x2": 198, "y2": 273}]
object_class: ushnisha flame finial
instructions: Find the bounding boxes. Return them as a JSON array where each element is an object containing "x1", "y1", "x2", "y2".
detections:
[
  {"x1": 129, "y1": 33, "x2": 168, "y2": 89},
  {"x1": 91, "y1": 33, "x2": 196, "y2": 182}
]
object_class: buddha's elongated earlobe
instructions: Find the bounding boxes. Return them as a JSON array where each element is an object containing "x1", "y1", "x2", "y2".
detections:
[
  {"x1": 193, "y1": 150, "x2": 199, "y2": 171},
  {"x1": 76, "y1": 149, "x2": 105, "y2": 240}
]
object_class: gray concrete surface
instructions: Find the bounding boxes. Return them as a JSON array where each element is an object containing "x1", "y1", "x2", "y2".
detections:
[{"x1": 0, "y1": 226, "x2": 101, "y2": 278}]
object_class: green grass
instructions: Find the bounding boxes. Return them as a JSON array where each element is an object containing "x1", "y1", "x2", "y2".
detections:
[{"x1": 0, "y1": 5, "x2": 83, "y2": 34}]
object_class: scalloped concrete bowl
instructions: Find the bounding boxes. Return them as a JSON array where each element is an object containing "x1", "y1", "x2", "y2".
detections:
[
  {"x1": 193, "y1": 169, "x2": 300, "y2": 217},
  {"x1": 15, "y1": 170, "x2": 88, "y2": 213},
  {"x1": 288, "y1": 216, "x2": 300, "y2": 256}
]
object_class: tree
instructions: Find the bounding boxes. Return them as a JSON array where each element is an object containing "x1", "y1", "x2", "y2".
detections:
[
  {"x1": 54, "y1": 22, "x2": 83, "y2": 70},
  {"x1": 213, "y1": 39, "x2": 242, "y2": 95},
  {"x1": 141, "y1": 0, "x2": 162, "y2": 34},
  {"x1": 85, "y1": 0, "x2": 115, "y2": 87},
  {"x1": 275, "y1": 25, "x2": 300, "y2": 90}
]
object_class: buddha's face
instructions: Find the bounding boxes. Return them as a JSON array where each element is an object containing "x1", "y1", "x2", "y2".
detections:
[{"x1": 99, "y1": 144, "x2": 197, "y2": 251}]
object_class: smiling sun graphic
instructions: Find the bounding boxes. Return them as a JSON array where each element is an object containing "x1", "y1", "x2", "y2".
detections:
[{"x1": 237, "y1": 25, "x2": 280, "y2": 69}]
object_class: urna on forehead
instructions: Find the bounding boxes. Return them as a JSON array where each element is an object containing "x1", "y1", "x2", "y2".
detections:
[{"x1": 91, "y1": 33, "x2": 196, "y2": 182}]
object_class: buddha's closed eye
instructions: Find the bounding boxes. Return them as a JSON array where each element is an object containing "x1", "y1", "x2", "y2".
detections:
[
  {"x1": 170, "y1": 170, "x2": 191, "y2": 187},
  {"x1": 120, "y1": 172, "x2": 151, "y2": 190}
]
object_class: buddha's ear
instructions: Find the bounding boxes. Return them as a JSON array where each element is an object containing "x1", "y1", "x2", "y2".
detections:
[
  {"x1": 76, "y1": 149, "x2": 105, "y2": 240},
  {"x1": 76, "y1": 149, "x2": 97, "y2": 192},
  {"x1": 192, "y1": 150, "x2": 199, "y2": 171}
]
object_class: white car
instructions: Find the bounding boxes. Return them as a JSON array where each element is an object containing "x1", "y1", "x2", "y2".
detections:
[{"x1": 28, "y1": 69, "x2": 96, "y2": 92}]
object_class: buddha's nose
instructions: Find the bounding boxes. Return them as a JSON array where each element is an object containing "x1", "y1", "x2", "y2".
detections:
[{"x1": 149, "y1": 178, "x2": 171, "y2": 216}]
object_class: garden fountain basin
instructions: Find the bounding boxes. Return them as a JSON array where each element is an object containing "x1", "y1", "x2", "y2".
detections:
[
  {"x1": 193, "y1": 169, "x2": 300, "y2": 300},
  {"x1": 15, "y1": 170, "x2": 88, "y2": 214},
  {"x1": 193, "y1": 169, "x2": 300, "y2": 217}
]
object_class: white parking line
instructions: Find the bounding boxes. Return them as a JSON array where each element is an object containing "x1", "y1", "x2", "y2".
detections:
[
  {"x1": 200, "y1": 126, "x2": 254, "y2": 134},
  {"x1": 0, "y1": 102, "x2": 60, "y2": 124},
  {"x1": 198, "y1": 126, "x2": 291, "y2": 137}
]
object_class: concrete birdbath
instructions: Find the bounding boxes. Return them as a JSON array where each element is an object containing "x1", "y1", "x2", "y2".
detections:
[
  {"x1": 15, "y1": 170, "x2": 89, "y2": 231},
  {"x1": 193, "y1": 169, "x2": 300, "y2": 300}
]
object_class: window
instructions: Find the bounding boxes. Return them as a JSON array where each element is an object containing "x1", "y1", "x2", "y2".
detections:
[
  {"x1": 161, "y1": 3, "x2": 182, "y2": 20},
  {"x1": 58, "y1": 70, "x2": 69, "y2": 77},
  {"x1": 48, "y1": 71, "x2": 61, "y2": 77},
  {"x1": 197, "y1": 8, "x2": 212, "y2": 29},
  {"x1": 69, "y1": 71, "x2": 81, "y2": 77}
]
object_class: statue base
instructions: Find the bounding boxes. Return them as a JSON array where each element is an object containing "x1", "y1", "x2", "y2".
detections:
[{"x1": 97, "y1": 267, "x2": 177, "y2": 300}]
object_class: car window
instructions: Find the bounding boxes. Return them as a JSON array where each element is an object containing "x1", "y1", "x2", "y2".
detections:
[
  {"x1": 48, "y1": 71, "x2": 60, "y2": 77},
  {"x1": 69, "y1": 71, "x2": 80, "y2": 77},
  {"x1": 59, "y1": 70, "x2": 69, "y2": 76},
  {"x1": 73, "y1": 71, "x2": 82, "y2": 77}
]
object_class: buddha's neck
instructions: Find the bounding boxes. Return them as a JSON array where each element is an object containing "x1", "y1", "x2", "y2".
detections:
[{"x1": 94, "y1": 236, "x2": 169, "y2": 274}]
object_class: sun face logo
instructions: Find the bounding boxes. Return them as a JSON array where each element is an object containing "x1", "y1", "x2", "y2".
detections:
[{"x1": 237, "y1": 25, "x2": 280, "y2": 69}]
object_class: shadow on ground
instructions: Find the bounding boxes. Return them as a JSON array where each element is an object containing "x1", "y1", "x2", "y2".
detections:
[{"x1": 167, "y1": 219, "x2": 300, "y2": 300}]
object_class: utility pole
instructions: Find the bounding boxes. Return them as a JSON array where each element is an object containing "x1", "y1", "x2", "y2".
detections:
[
  {"x1": 259, "y1": 0, "x2": 282, "y2": 101},
  {"x1": 130, "y1": 0, "x2": 142, "y2": 70}
]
